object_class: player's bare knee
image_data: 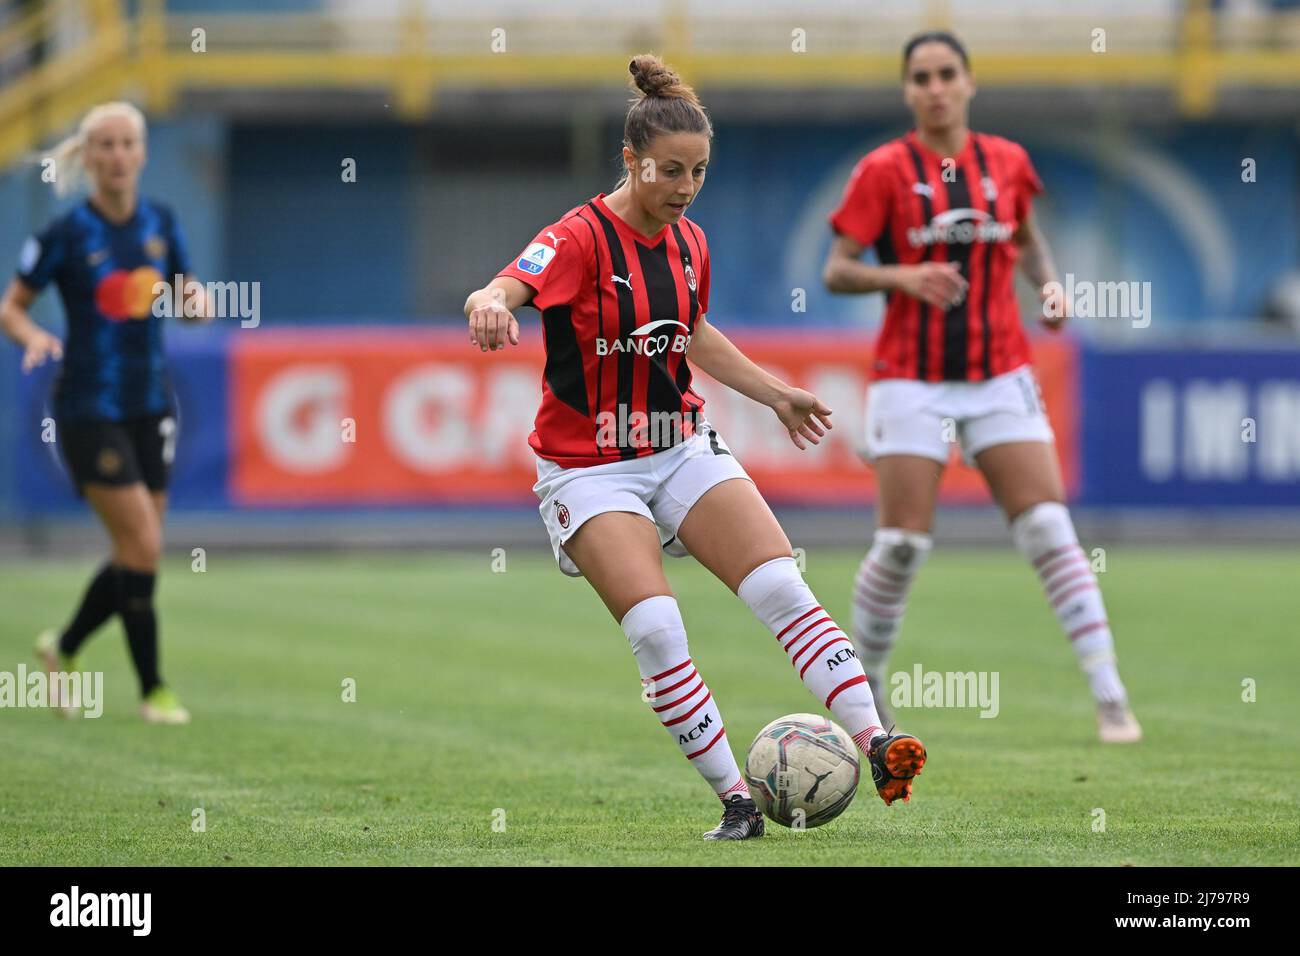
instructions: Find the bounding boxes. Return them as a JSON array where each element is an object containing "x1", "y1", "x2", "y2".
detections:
[
  {"x1": 1005, "y1": 495, "x2": 1067, "y2": 528},
  {"x1": 727, "y1": 545, "x2": 794, "y2": 593},
  {"x1": 881, "y1": 512, "x2": 932, "y2": 534},
  {"x1": 116, "y1": 525, "x2": 162, "y2": 571}
]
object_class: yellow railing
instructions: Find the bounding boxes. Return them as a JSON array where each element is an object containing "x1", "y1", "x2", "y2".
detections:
[
  {"x1": 3, "y1": 0, "x2": 1300, "y2": 170},
  {"x1": 0, "y1": 0, "x2": 129, "y2": 170}
]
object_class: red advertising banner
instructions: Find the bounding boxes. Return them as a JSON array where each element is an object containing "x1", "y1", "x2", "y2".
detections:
[{"x1": 230, "y1": 329, "x2": 1078, "y2": 506}]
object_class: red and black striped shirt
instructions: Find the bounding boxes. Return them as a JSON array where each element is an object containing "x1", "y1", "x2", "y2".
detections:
[
  {"x1": 496, "y1": 192, "x2": 709, "y2": 468},
  {"x1": 829, "y1": 130, "x2": 1043, "y2": 382}
]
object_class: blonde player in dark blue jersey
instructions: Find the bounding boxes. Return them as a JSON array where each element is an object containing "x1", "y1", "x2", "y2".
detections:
[
  {"x1": 0, "y1": 102, "x2": 211, "y2": 723},
  {"x1": 464, "y1": 55, "x2": 928, "y2": 841}
]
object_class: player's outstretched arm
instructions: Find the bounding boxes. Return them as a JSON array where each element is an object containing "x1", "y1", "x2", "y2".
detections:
[
  {"x1": 688, "y1": 315, "x2": 832, "y2": 450},
  {"x1": 1015, "y1": 210, "x2": 1066, "y2": 330},
  {"x1": 0, "y1": 278, "x2": 62, "y2": 372},
  {"x1": 463, "y1": 276, "x2": 534, "y2": 352}
]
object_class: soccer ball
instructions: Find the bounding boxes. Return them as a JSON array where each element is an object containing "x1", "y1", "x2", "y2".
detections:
[{"x1": 744, "y1": 713, "x2": 860, "y2": 829}]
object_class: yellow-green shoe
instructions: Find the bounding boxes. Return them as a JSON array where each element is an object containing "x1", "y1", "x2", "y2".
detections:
[
  {"x1": 141, "y1": 686, "x2": 191, "y2": 725},
  {"x1": 34, "y1": 629, "x2": 81, "y2": 719}
]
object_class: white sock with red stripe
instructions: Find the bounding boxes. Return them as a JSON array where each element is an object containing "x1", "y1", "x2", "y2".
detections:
[
  {"x1": 1011, "y1": 502, "x2": 1127, "y2": 705},
  {"x1": 621, "y1": 595, "x2": 749, "y2": 803},
  {"x1": 849, "y1": 528, "x2": 932, "y2": 685},
  {"x1": 737, "y1": 557, "x2": 885, "y2": 756}
]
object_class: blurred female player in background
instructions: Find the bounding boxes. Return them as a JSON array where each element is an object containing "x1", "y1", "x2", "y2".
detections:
[
  {"x1": 0, "y1": 102, "x2": 209, "y2": 724},
  {"x1": 463, "y1": 55, "x2": 927, "y2": 841},
  {"x1": 822, "y1": 31, "x2": 1140, "y2": 743}
]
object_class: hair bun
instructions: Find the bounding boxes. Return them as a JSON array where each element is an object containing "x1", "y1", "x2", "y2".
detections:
[
  {"x1": 629, "y1": 54, "x2": 678, "y2": 98},
  {"x1": 620, "y1": 53, "x2": 711, "y2": 161}
]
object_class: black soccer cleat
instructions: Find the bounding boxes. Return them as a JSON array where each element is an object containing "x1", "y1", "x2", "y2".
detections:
[
  {"x1": 867, "y1": 732, "x2": 927, "y2": 806},
  {"x1": 703, "y1": 793, "x2": 766, "y2": 841}
]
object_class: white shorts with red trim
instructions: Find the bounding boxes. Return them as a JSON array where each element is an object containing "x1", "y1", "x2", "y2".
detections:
[
  {"x1": 863, "y1": 363, "x2": 1055, "y2": 467},
  {"x1": 533, "y1": 422, "x2": 752, "y2": 578}
]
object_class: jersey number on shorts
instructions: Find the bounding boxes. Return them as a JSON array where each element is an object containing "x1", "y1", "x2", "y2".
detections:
[{"x1": 159, "y1": 416, "x2": 177, "y2": 465}]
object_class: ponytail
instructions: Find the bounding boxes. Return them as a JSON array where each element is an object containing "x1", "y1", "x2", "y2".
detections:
[{"x1": 41, "y1": 101, "x2": 147, "y2": 198}]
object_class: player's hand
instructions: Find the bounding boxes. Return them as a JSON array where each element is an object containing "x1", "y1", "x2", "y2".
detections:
[
  {"x1": 468, "y1": 296, "x2": 519, "y2": 352},
  {"x1": 21, "y1": 330, "x2": 62, "y2": 372},
  {"x1": 772, "y1": 387, "x2": 833, "y2": 450},
  {"x1": 1038, "y1": 282, "x2": 1069, "y2": 332},
  {"x1": 177, "y1": 279, "x2": 214, "y2": 324},
  {"x1": 900, "y1": 262, "x2": 968, "y2": 310}
]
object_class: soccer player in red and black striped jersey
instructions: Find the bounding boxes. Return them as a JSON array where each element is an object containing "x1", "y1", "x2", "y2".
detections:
[
  {"x1": 463, "y1": 55, "x2": 927, "y2": 840},
  {"x1": 823, "y1": 31, "x2": 1140, "y2": 743}
]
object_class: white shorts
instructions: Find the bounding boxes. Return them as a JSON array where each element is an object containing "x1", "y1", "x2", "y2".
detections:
[
  {"x1": 863, "y1": 363, "x2": 1054, "y2": 466},
  {"x1": 534, "y1": 422, "x2": 752, "y2": 578}
]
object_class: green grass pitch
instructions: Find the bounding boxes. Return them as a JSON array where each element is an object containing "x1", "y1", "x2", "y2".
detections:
[{"x1": 1, "y1": 546, "x2": 1297, "y2": 866}]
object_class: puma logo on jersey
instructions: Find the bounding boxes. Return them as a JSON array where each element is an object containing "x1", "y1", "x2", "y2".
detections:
[
  {"x1": 545, "y1": 231, "x2": 568, "y2": 248},
  {"x1": 912, "y1": 182, "x2": 935, "y2": 198},
  {"x1": 610, "y1": 273, "x2": 633, "y2": 290},
  {"x1": 86, "y1": 249, "x2": 109, "y2": 266}
]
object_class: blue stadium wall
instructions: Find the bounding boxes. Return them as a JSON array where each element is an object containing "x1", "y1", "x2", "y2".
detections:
[
  {"x1": 1, "y1": 116, "x2": 1297, "y2": 518},
  {"x1": 8, "y1": 334, "x2": 1300, "y2": 513}
]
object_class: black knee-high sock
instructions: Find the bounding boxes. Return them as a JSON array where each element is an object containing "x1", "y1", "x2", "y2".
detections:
[
  {"x1": 59, "y1": 563, "x2": 121, "y2": 658},
  {"x1": 118, "y1": 568, "x2": 161, "y2": 696}
]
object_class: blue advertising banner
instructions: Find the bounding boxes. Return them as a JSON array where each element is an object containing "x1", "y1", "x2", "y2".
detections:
[
  {"x1": 10, "y1": 335, "x2": 1300, "y2": 513},
  {"x1": 15, "y1": 338, "x2": 231, "y2": 512},
  {"x1": 1080, "y1": 348, "x2": 1300, "y2": 507}
]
